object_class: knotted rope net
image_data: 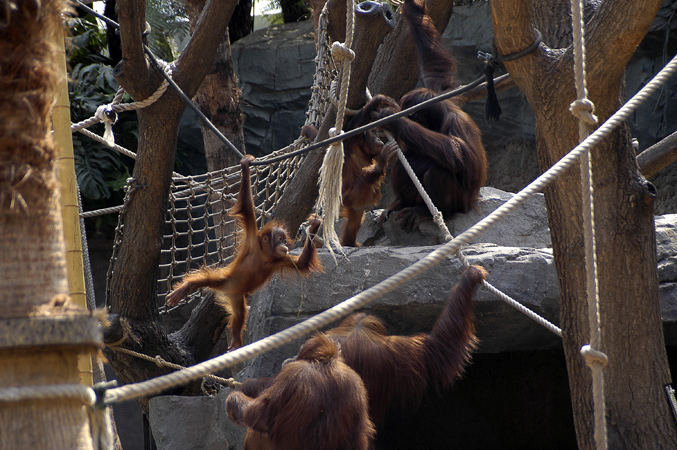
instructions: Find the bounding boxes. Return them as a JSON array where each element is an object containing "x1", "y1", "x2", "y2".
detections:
[{"x1": 104, "y1": 7, "x2": 338, "y2": 308}]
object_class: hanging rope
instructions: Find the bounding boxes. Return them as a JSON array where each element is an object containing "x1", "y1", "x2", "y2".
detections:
[
  {"x1": 569, "y1": 1, "x2": 607, "y2": 449},
  {"x1": 381, "y1": 131, "x2": 562, "y2": 336},
  {"x1": 316, "y1": 0, "x2": 356, "y2": 258}
]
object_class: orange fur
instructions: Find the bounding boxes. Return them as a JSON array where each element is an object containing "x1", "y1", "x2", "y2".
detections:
[
  {"x1": 227, "y1": 334, "x2": 375, "y2": 450},
  {"x1": 166, "y1": 156, "x2": 323, "y2": 349}
]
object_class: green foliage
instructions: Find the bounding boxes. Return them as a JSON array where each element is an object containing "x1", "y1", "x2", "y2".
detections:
[
  {"x1": 67, "y1": 16, "x2": 133, "y2": 205},
  {"x1": 146, "y1": 0, "x2": 191, "y2": 60}
]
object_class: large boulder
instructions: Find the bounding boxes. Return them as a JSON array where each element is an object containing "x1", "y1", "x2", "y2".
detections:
[
  {"x1": 356, "y1": 186, "x2": 552, "y2": 247},
  {"x1": 231, "y1": 21, "x2": 316, "y2": 156},
  {"x1": 149, "y1": 389, "x2": 245, "y2": 450},
  {"x1": 238, "y1": 206, "x2": 677, "y2": 380}
]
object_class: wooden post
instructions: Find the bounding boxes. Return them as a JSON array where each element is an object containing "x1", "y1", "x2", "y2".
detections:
[
  {"x1": 52, "y1": 28, "x2": 93, "y2": 387},
  {"x1": 0, "y1": 1, "x2": 102, "y2": 447}
]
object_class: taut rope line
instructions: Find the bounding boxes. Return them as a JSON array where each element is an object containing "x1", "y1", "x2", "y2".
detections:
[
  {"x1": 102, "y1": 52, "x2": 677, "y2": 405},
  {"x1": 381, "y1": 131, "x2": 562, "y2": 336}
]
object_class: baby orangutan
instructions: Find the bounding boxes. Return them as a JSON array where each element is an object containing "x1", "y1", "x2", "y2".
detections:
[{"x1": 165, "y1": 155, "x2": 323, "y2": 349}]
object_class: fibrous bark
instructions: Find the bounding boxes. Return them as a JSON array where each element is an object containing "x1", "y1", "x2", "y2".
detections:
[{"x1": 491, "y1": 0, "x2": 676, "y2": 448}]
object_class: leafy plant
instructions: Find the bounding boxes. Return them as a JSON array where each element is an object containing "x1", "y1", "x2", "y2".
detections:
[
  {"x1": 147, "y1": 0, "x2": 191, "y2": 60},
  {"x1": 67, "y1": 15, "x2": 133, "y2": 205}
]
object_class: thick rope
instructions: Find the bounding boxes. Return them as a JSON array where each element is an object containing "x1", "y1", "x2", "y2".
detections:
[
  {"x1": 0, "y1": 384, "x2": 113, "y2": 449},
  {"x1": 569, "y1": 1, "x2": 607, "y2": 449},
  {"x1": 108, "y1": 346, "x2": 241, "y2": 388},
  {"x1": 70, "y1": 64, "x2": 172, "y2": 138},
  {"x1": 76, "y1": 127, "x2": 182, "y2": 178},
  {"x1": 102, "y1": 54, "x2": 677, "y2": 405},
  {"x1": 0, "y1": 384, "x2": 95, "y2": 404},
  {"x1": 381, "y1": 131, "x2": 562, "y2": 336},
  {"x1": 316, "y1": 0, "x2": 356, "y2": 257}
]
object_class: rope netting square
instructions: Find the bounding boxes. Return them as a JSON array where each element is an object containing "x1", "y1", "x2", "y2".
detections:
[
  {"x1": 154, "y1": 13, "x2": 336, "y2": 308},
  {"x1": 157, "y1": 149, "x2": 310, "y2": 302}
]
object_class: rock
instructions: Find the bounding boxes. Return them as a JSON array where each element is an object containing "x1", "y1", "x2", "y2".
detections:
[
  {"x1": 149, "y1": 389, "x2": 245, "y2": 450},
  {"x1": 353, "y1": 187, "x2": 551, "y2": 248},
  {"x1": 357, "y1": 187, "x2": 551, "y2": 248},
  {"x1": 657, "y1": 214, "x2": 677, "y2": 343},
  {"x1": 231, "y1": 21, "x2": 316, "y2": 156},
  {"x1": 238, "y1": 214, "x2": 677, "y2": 380}
]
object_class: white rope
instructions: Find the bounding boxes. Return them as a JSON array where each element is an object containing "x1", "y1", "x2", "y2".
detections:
[
  {"x1": 381, "y1": 131, "x2": 562, "y2": 336},
  {"x1": 316, "y1": 0, "x2": 356, "y2": 258},
  {"x1": 569, "y1": 1, "x2": 607, "y2": 448},
  {"x1": 70, "y1": 63, "x2": 173, "y2": 139},
  {"x1": 102, "y1": 54, "x2": 677, "y2": 405},
  {"x1": 76, "y1": 127, "x2": 182, "y2": 178},
  {"x1": 0, "y1": 384, "x2": 95, "y2": 405}
]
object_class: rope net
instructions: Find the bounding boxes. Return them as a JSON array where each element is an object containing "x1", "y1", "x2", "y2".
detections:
[{"x1": 104, "y1": 8, "x2": 337, "y2": 307}]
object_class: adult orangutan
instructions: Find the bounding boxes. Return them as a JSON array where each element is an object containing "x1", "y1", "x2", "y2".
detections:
[{"x1": 367, "y1": 0, "x2": 487, "y2": 230}]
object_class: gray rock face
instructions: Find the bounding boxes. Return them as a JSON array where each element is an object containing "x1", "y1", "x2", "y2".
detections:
[
  {"x1": 149, "y1": 389, "x2": 245, "y2": 450},
  {"x1": 359, "y1": 186, "x2": 551, "y2": 247},
  {"x1": 231, "y1": 21, "x2": 316, "y2": 156},
  {"x1": 657, "y1": 214, "x2": 677, "y2": 342}
]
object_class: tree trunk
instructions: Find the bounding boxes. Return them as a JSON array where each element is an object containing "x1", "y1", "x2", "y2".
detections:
[
  {"x1": 105, "y1": 0, "x2": 238, "y2": 409},
  {"x1": 491, "y1": 1, "x2": 676, "y2": 448},
  {"x1": 0, "y1": 1, "x2": 99, "y2": 447},
  {"x1": 368, "y1": 0, "x2": 454, "y2": 100},
  {"x1": 272, "y1": 0, "x2": 395, "y2": 232}
]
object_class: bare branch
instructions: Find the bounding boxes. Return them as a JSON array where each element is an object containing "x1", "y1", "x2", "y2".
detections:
[
  {"x1": 637, "y1": 131, "x2": 677, "y2": 178},
  {"x1": 587, "y1": 0, "x2": 662, "y2": 76},
  {"x1": 490, "y1": 0, "x2": 548, "y2": 99}
]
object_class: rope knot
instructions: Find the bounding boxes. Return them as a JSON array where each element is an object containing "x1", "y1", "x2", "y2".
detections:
[
  {"x1": 331, "y1": 41, "x2": 355, "y2": 62},
  {"x1": 329, "y1": 127, "x2": 340, "y2": 138},
  {"x1": 580, "y1": 344, "x2": 608, "y2": 368},
  {"x1": 570, "y1": 99, "x2": 598, "y2": 125},
  {"x1": 95, "y1": 104, "x2": 118, "y2": 145},
  {"x1": 154, "y1": 355, "x2": 168, "y2": 367}
]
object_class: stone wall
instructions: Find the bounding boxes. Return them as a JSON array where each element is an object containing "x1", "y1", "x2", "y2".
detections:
[{"x1": 231, "y1": 1, "x2": 677, "y2": 212}]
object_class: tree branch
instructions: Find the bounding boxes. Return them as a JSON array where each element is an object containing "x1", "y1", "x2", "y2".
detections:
[
  {"x1": 368, "y1": 0, "x2": 454, "y2": 100},
  {"x1": 490, "y1": 0, "x2": 548, "y2": 100},
  {"x1": 116, "y1": 0, "x2": 154, "y2": 98},
  {"x1": 172, "y1": 0, "x2": 239, "y2": 97},
  {"x1": 587, "y1": 0, "x2": 662, "y2": 77},
  {"x1": 637, "y1": 131, "x2": 677, "y2": 178}
]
